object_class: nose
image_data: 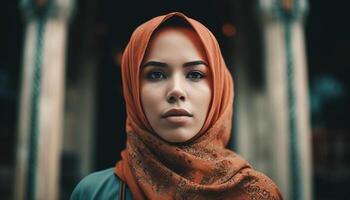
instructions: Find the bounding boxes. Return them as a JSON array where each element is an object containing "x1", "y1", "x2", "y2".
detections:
[{"x1": 166, "y1": 73, "x2": 186, "y2": 103}]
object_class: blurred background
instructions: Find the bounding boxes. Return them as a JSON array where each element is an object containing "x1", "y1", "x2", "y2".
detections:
[{"x1": 0, "y1": 0, "x2": 349, "y2": 199}]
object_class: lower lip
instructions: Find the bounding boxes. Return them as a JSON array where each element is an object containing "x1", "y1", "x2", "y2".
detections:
[{"x1": 164, "y1": 116, "x2": 190, "y2": 125}]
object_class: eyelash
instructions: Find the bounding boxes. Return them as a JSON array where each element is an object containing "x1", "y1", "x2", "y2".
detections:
[
  {"x1": 146, "y1": 71, "x2": 205, "y2": 81},
  {"x1": 187, "y1": 71, "x2": 205, "y2": 80}
]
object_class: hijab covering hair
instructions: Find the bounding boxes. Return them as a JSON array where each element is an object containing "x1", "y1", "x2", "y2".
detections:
[{"x1": 115, "y1": 12, "x2": 283, "y2": 200}]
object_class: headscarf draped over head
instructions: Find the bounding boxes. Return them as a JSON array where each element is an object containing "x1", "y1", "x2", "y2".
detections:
[{"x1": 115, "y1": 12, "x2": 283, "y2": 200}]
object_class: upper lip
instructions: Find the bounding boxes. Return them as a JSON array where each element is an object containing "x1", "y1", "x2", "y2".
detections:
[{"x1": 162, "y1": 108, "x2": 193, "y2": 118}]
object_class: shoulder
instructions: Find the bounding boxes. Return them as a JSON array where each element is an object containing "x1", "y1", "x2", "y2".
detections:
[{"x1": 70, "y1": 168, "x2": 120, "y2": 200}]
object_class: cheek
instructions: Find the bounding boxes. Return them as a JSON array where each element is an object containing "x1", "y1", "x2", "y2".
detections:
[
  {"x1": 141, "y1": 84, "x2": 163, "y2": 116},
  {"x1": 192, "y1": 83, "x2": 212, "y2": 110}
]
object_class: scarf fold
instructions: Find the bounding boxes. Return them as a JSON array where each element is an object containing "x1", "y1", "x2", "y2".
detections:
[{"x1": 115, "y1": 12, "x2": 283, "y2": 200}]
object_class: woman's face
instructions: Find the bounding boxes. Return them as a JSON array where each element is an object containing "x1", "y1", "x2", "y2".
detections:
[{"x1": 140, "y1": 27, "x2": 212, "y2": 143}]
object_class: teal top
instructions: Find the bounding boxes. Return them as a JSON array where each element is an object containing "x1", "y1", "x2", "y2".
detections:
[{"x1": 70, "y1": 168, "x2": 133, "y2": 200}]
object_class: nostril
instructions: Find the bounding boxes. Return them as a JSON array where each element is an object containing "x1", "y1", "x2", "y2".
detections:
[
  {"x1": 168, "y1": 96, "x2": 176, "y2": 102},
  {"x1": 167, "y1": 94, "x2": 185, "y2": 103}
]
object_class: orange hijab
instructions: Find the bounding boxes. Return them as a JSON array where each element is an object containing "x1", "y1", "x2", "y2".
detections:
[{"x1": 115, "y1": 12, "x2": 283, "y2": 200}]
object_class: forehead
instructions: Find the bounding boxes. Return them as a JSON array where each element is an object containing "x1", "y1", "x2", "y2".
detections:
[{"x1": 144, "y1": 27, "x2": 207, "y2": 61}]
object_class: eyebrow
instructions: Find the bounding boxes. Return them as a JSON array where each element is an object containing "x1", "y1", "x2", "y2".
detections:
[{"x1": 141, "y1": 60, "x2": 208, "y2": 69}]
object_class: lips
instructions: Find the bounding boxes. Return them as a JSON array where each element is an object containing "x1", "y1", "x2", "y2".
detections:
[
  {"x1": 162, "y1": 108, "x2": 193, "y2": 125},
  {"x1": 162, "y1": 108, "x2": 193, "y2": 118}
]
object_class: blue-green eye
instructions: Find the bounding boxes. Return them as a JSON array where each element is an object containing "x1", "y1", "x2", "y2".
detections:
[
  {"x1": 187, "y1": 71, "x2": 204, "y2": 80},
  {"x1": 147, "y1": 71, "x2": 165, "y2": 80}
]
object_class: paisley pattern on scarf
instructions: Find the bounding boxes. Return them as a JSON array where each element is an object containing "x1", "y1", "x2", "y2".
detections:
[{"x1": 115, "y1": 12, "x2": 283, "y2": 200}]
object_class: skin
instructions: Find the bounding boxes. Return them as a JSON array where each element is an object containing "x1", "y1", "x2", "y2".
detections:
[{"x1": 140, "y1": 27, "x2": 212, "y2": 143}]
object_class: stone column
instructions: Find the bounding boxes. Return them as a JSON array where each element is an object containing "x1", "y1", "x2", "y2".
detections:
[
  {"x1": 258, "y1": 0, "x2": 312, "y2": 199},
  {"x1": 15, "y1": 0, "x2": 75, "y2": 199},
  {"x1": 230, "y1": 0, "x2": 286, "y2": 192}
]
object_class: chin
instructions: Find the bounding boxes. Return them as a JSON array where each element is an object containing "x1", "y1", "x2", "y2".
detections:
[{"x1": 160, "y1": 129, "x2": 197, "y2": 143}]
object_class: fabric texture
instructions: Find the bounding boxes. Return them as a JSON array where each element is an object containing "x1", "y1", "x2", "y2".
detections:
[{"x1": 115, "y1": 12, "x2": 283, "y2": 200}]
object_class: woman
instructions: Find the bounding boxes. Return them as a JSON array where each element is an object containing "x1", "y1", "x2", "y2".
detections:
[{"x1": 71, "y1": 12, "x2": 283, "y2": 200}]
